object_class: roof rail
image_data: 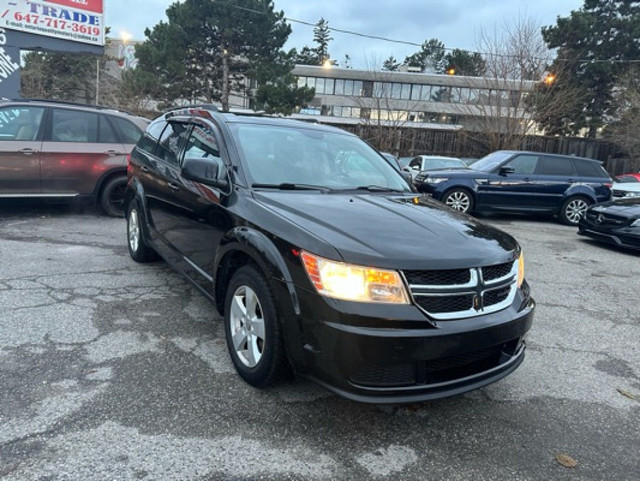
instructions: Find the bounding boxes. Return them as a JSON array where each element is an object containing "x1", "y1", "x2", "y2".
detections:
[
  {"x1": 12, "y1": 98, "x2": 136, "y2": 115},
  {"x1": 164, "y1": 104, "x2": 220, "y2": 120}
]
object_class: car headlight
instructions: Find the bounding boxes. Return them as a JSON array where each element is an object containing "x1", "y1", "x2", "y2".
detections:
[
  {"x1": 625, "y1": 192, "x2": 640, "y2": 197},
  {"x1": 301, "y1": 251, "x2": 410, "y2": 304},
  {"x1": 425, "y1": 177, "x2": 448, "y2": 184},
  {"x1": 631, "y1": 219, "x2": 640, "y2": 227},
  {"x1": 517, "y1": 251, "x2": 525, "y2": 288}
]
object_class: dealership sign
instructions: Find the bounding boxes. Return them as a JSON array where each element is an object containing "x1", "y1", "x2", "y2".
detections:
[{"x1": 1, "y1": 0, "x2": 104, "y2": 46}]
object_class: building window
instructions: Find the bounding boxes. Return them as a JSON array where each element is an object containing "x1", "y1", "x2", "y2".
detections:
[
  {"x1": 334, "y1": 79, "x2": 345, "y2": 95},
  {"x1": 410, "y1": 84, "x2": 422, "y2": 101},
  {"x1": 324, "y1": 78, "x2": 335, "y2": 95},
  {"x1": 400, "y1": 84, "x2": 411, "y2": 100},
  {"x1": 420, "y1": 85, "x2": 432, "y2": 101}
]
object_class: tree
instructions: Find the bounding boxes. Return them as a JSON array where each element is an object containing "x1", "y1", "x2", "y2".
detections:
[
  {"x1": 136, "y1": 0, "x2": 301, "y2": 112},
  {"x1": 604, "y1": 69, "x2": 640, "y2": 161},
  {"x1": 313, "y1": 17, "x2": 333, "y2": 64},
  {"x1": 404, "y1": 39, "x2": 446, "y2": 73},
  {"x1": 541, "y1": 0, "x2": 640, "y2": 137},
  {"x1": 443, "y1": 49, "x2": 486, "y2": 76},
  {"x1": 253, "y1": 49, "x2": 315, "y2": 114},
  {"x1": 382, "y1": 56, "x2": 400, "y2": 72}
]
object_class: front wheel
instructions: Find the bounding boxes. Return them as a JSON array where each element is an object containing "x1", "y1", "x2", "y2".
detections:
[
  {"x1": 224, "y1": 265, "x2": 290, "y2": 388},
  {"x1": 560, "y1": 196, "x2": 591, "y2": 225},
  {"x1": 442, "y1": 188, "x2": 474, "y2": 214}
]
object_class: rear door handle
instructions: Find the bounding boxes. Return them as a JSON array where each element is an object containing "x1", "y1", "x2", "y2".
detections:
[
  {"x1": 20, "y1": 148, "x2": 38, "y2": 155},
  {"x1": 104, "y1": 149, "x2": 119, "y2": 156},
  {"x1": 168, "y1": 183, "x2": 180, "y2": 191}
]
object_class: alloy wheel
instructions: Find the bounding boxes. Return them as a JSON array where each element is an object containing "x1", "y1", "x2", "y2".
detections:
[
  {"x1": 128, "y1": 209, "x2": 140, "y2": 253},
  {"x1": 565, "y1": 198, "x2": 588, "y2": 224},
  {"x1": 445, "y1": 191, "x2": 471, "y2": 212},
  {"x1": 229, "y1": 286, "x2": 266, "y2": 368}
]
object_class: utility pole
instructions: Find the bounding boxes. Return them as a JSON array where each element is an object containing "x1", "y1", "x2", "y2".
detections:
[{"x1": 95, "y1": 57, "x2": 100, "y2": 105}]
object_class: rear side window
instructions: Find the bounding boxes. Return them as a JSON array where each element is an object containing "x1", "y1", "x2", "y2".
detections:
[
  {"x1": 0, "y1": 106, "x2": 45, "y2": 141},
  {"x1": 536, "y1": 156, "x2": 576, "y2": 176},
  {"x1": 109, "y1": 116, "x2": 143, "y2": 144},
  {"x1": 574, "y1": 159, "x2": 609, "y2": 178},
  {"x1": 51, "y1": 109, "x2": 98, "y2": 143},
  {"x1": 157, "y1": 122, "x2": 190, "y2": 166},
  {"x1": 98, "y1": 115, "x2": 119, "y2": 143},
  {"x1": 504, "y1": 154, "x2": 538, "y2": 175},
  {"x1": 137, "y1": 119, "x2": 166, "y2": 155}
]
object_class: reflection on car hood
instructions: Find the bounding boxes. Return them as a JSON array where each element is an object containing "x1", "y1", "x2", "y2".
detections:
[
  {"x1": 253, "y1": 192, "x2": 518, "y2": 270},
  {"x1": 419, "y1": 169, "x2": 487, "y2": 178},
  {"x1": 591, "y1": 198, "x2": 640, "y2": 217}
]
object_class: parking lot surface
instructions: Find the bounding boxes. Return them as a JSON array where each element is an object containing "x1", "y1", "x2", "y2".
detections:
[{"x1": 0, "y1": 203, "x2": 638, "y2": 480}]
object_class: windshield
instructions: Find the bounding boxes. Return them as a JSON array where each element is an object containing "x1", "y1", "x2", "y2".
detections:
[
  {"x1": 230, "y1": 123, "x2": 411, "y2": 192},
  {"x1": 471, "y1": 151, "x2": 514, "y2": 172}
]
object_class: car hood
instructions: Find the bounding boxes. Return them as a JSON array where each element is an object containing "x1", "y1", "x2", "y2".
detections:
[
  {"x1": 253, "y1": 191, "x2": 518, "y2": 270},
  {"x1": 612, "y1": 182, "x2": 640, "y2": 193},
  {"x1": 591, "y1": 198, "x2": 640, "y2": 218}
]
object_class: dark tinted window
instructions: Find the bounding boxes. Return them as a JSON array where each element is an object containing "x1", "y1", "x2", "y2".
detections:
[
  {"x1": 110, "y1": 116, "x2": 143, "y2": 144},
  {"x1": 409, "y1": 157, "x2": 422, "y2": 169},
  {"x1": 574, "y1": 159, "x2": 609, "y2": 178},
  {"x1": 137, "y1": 119, "x2": 166, "y2": 155},
  {"x1": 537, "y1": 156, "x2": 576, "y2": 176},
  {"x1": 0, "y1": 106, "x2": 45, "y2": 141},
  {"x1": 98, "y1": 115, "x2": 119, "y2": 143},
  {"x1": 157, "y1": 122, "x2": 190, "y2": 166},
  {"x1": 51, "y1": 109, "x2": 98, "y2": 143},
  {"x1": 505, "y1": 154, "x2": 538, "y2": 175}
]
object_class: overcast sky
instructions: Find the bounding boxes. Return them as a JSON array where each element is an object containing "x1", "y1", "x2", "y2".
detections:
[{"x1": 107, "y1": 0, "x2": 584, "y2": 69}]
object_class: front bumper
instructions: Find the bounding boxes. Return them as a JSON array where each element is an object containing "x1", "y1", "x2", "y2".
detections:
[
  {"x1": 295, "y1": 286, "x2": 535, "y2": 404},
  {"x1": 578, "y1": 219, "x2": 640, "y2": 251}
]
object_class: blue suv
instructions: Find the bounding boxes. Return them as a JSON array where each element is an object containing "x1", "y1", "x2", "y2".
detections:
[{"x1": 414, "y1": 151, "x2": 612, "y2": 225}]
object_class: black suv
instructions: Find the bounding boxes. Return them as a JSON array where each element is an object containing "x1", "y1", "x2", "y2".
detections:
[
  {"x1": 414, "y1": 150, "x2": 612, "y2": 225},
  {"x1": 124, "y1": 107, "x2": 534, "y2": 403}
]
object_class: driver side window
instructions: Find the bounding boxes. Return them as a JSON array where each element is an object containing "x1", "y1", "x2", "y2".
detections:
[
  {"x1": 504, "y1": 155, "x2": 538, "y2": 175},
  {"x1": 409, "y1": 157, "x2": 422, "y2": 170},
  {"x1": 183, "y1": 124, "x2": 225, "y2": 175}
]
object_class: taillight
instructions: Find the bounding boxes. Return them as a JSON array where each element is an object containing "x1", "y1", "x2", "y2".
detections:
[
  {"x1": 126, "y1": 153, "x2": 132, "y2": 174},
  {"x1": 604, "y1": 183, "x2": 612, "y2": 188}
]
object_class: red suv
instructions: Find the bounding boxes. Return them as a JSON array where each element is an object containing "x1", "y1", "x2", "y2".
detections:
[{"x1": 0, "y1": 99, "x2": 148, "y2": 216}]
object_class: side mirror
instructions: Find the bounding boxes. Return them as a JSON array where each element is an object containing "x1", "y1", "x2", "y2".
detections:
[
  {"x1": 182, "y1": 157, "x2": 229, "y2": 190},
  {"x1": 401, "y1": 171, "x2": 412, "y2": 183},
  {"x1": 499, "y1": 166, "x2": 515, "y2": 176}
]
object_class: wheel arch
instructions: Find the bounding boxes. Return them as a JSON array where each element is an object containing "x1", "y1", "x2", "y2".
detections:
[
  {"x1": 94, "y1": 167, "x2": 127, "y2": 201},
  {"x1": 124, "y1": 177, "x2": 154, "y2": 243}
]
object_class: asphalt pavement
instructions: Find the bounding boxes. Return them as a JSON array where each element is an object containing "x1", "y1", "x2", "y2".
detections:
[{"x1": 0, "y1": 202, "x2": 638, "y2": 480}]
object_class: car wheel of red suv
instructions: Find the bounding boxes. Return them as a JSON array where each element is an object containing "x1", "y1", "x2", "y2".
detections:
[{"x1": 101, "y1": 175, "x2": 128, "y2": 217}]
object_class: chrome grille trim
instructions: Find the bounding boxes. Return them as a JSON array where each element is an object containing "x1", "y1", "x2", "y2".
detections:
[{"x1": 404, "y1": 260, "x2": 518, "y2": 320}]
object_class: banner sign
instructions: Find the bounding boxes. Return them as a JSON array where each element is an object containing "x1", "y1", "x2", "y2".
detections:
[
  {"x1": 0, "y1": 0, "x2": 105, "y2": 46},
  {"x1": 0, "y1": 29, "x2": 21, "y2": 99}
]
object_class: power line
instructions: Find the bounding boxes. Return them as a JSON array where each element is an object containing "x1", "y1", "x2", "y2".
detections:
[{"x1": 228, "y1": 2, "x2": 640, "y2": 65}]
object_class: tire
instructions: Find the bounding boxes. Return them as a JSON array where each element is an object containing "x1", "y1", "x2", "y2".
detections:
[
  {"x1": 559, "y1": 196, "x2": 591, "y2": 225},
  {"x1": 100, "y1": 175, "x2": 127, "y2": 217},
  {"x1": 224, "y1": 265, "x2": 290, "y2": 388},
  {"x1": 126, "y1": 200, "x2": 158, "y2": 263},
  {"x1": 442, "y1": 188, "x2": 474, "y2": 214}
]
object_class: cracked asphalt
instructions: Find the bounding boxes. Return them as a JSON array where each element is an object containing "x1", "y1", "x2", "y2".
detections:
[{"x1": 0, "y1": 202, "x2": 638, "y2": 480}]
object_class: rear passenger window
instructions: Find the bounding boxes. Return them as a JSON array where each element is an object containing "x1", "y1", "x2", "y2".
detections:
[
  {"x1": 51, "y1": 109, "x2": 98, "y2": 143},
  {"x1": 157, "y1": 122, "x2": 190, "y2": 166},
  {"x1": 137, "y1": 120, "x2": 166, "y2": 155},
  {"x1": 109, "y1": 116, "x2": 143, "y2": 144},
  {"x1": 537, "y1": 157, "x2": 576, "y2": 176},
  {"x1": 504, "y1": 155, "x2": 538, "y2": 175},
  {"x1": 574, "y1": 159, "x2": 608, "y2": 178},
  {"x1": 98, "y1": 115, "x2": 119, "y2": 143}
]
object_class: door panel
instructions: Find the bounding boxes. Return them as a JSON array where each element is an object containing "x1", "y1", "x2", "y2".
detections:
[
  {"x1": 477, "y1": 154, "x2": 540, "y2": 210},
  {"x1": 533, "y1": 156, "x2": 578, "y2": 211},
  {"x1": 0, "y1": 106, "x2": 45, "y2": 194}
]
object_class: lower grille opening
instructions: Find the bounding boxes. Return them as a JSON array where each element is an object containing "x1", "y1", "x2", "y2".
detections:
[
  {"x1": 349, "y1": 339, "x2": 521, "y2": 389},
  {"x1": 415, "y1": 294, "x2": 474, "y2": 314}
]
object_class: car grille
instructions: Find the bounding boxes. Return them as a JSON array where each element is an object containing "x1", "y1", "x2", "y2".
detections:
[
  {"x1": 349, "y1": 339, "x2": 521, "y2": 388},
  {"x1": 403, "y1": 260, "x2": 518, "y2": 320},
  {"x1": 585, "y1": 211, "x2": 628, "y2": 226}
]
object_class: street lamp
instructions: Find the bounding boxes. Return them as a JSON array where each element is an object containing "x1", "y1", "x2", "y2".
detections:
[{"x1": 544, "y1": 73, "x2": 556, "y2": 85}]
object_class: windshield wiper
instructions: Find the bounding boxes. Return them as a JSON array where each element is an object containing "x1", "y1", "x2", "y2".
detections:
[
  {"x1": 252, "y1": 183, "x2": 332, "y2": 192},
  {"x1": 355, "y1": 185, "x2": 405, "y2": 192}
]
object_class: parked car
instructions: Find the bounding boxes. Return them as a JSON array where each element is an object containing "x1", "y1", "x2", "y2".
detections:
[
  {"x1": 405, "y1": 155, "x2": 468, "y2": 180},
  {"x1": 578, "y1": 197, "x2": 640, "y2": 250},
  {"x1": 611, "y1": 181, "x2": 640, "y2": 199},
  {"x1": 414, "y1": 150, "x2": 612, "y2": 225},
  {"x1": 0, "y1": 99, "x2": 148, "y2": 216},
  {"x1": 615, "y1": 173, "x2": 640, "y2": 184},
  {"x1": 124, "y1": 107, "x2": 534, "y2": 404},
  {"x1": 380, "y1": 152, "x2": 402, "y2": 171},
  {"x1": 398, "y1": 156, "x2": 412, "y2": 169}
]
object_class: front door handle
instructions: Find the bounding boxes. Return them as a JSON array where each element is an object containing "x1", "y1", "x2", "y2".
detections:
[
  {"x1": 104, "y1": 149, "x2": 119, "y2": 156},
  {"x1": 20, "y1": 148, "x2": 37, "y2": 155},
  {"x1": 168, "y1": 183, "x2": 180, "y2": 191},
  {"x1": 140, "y1": 166, "x2": 149, "y2": 173}
]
